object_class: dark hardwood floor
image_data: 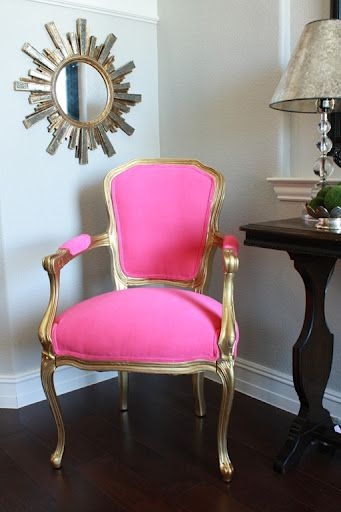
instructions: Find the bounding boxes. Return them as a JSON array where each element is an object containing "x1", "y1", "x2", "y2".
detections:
[{"x1": 0, "y1": 374, "x2": 340, "y2": 511}]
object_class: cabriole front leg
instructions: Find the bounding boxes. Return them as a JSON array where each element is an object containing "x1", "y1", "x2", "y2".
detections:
[
  {"x1": 41, "y1": 356, "x2": 65, "y2": 469},
  {"x1": 216, "y1": 359, "x2": 235, "y2": 482}
]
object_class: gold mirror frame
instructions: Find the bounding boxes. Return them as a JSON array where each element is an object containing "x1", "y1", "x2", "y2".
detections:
[{"x1": 14, "y1": 19, "x2": 142, "y2": 164}]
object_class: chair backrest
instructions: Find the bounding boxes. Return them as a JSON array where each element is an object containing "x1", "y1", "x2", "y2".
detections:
[{"x1": 104, "y1": 159, "x2": 225, "y2": 290}]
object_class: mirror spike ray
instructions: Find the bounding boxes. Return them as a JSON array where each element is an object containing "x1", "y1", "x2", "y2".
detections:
[{"x1": 13, "y1": 18, "x2": 141, "y2": 164}]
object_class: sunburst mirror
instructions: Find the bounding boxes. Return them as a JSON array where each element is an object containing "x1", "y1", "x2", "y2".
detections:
[{"x1": 14, "y1": 18, "x2": 142, "y2": 164}]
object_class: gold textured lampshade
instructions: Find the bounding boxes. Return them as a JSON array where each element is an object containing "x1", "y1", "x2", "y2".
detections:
[{"x1": 270, "y1": 19, "x2": 341, "y2": 113}]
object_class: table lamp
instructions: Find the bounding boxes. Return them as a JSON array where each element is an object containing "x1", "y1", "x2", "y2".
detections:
[{"x1": 270, "y1": 19, "x2": 341, "y2": 193}]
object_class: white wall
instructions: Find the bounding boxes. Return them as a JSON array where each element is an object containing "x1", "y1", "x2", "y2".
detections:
[
  {"x1": 2, "y1": 0, "x2": 341, "y2": 420},
  {"x1": 157, "y1": 0, "x2": 341, "y2": 420},
  {"x1": 0, "y1": 0, "x2": 159, "y2": 406}
]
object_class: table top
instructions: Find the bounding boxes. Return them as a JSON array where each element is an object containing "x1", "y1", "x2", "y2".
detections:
[{"x1": 240, "y1": 217, "x2": 341, "y2": 258}]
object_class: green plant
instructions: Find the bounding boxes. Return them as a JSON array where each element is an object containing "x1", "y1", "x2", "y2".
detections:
[
  {"x1": 324, "y1": 185, "x2": 341, "y2": 211},
  {"x1": 308, "y1": 184, "x2": 341, "y2": 213}
]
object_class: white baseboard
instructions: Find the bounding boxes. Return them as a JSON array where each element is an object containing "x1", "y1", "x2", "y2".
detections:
[
  {"x1": 0, "y1": 367, "x2": 116, "y2": 409},
  {"x1": 209, "y1": 357, "x2": 341, "y2": 424},
  {"x1": 1, "y1": 357, "x2": 341, "y2": 425}
]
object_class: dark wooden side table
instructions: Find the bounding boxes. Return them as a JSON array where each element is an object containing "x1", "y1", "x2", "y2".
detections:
[{"x1": 240, "y1": 217, "x2": 341, "y2": 473}]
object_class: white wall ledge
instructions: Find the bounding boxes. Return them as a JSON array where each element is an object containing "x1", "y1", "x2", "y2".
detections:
[
  {"x1": 267, "y1": 176, "x2": 341, "y2": 202},
  {"x1": 27, "y1": 0, "x2": 159, "y2": 23}
]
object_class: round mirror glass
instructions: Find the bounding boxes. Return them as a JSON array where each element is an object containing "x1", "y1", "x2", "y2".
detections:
[{"x1": 55, "y1": 61, "x2": 108, "y2": 122}]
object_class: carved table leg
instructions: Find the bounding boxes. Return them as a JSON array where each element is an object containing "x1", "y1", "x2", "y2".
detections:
[{"x1": 274, "y1": 254, "x2": 336, "y2": 473}]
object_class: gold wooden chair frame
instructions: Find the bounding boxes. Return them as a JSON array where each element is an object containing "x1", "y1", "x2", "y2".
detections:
[{"x1": 38, "y1": 158, "x2": 239, "y2": 481}]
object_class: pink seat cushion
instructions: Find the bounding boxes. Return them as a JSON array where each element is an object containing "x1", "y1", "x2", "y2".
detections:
[{"x1": 52, "y1": 288, "x2": 225, "y2": 363}]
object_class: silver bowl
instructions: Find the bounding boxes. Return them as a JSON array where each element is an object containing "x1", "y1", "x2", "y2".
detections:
[
  {"x1": 305, "y1": 204, "x2": 341, "y2": 232},
  {"x1": 316, "y1": 217, "x2": 341, "y2": 232}
]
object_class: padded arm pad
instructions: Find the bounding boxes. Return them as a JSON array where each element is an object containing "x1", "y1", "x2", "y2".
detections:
[
  {"x1": 59, "y1": 234, "x2": 91, "y2": 256},
  {"x1": 222, "y1": 235, "x2": 239, "y2": 256}
]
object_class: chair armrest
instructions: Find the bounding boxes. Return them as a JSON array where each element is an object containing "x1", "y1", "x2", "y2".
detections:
[
  {"x1": 38, "y1": 232, "x2": 110, "y2": 356},
  {"x1": 214, "y1": 232, "x2": 239, "y2": 256},
  {"x1": 59, "y1": 233, "x2": 92, "y2": 255},
  {"x1": 222, "y1": 235, "x2": 239, "y2": 256},
  {"x1": 44, "y1": 232, "x2": 110, "y2": 270},
  {"x1": 215, "y1": 232, "x2": 239, "y2": 360}
]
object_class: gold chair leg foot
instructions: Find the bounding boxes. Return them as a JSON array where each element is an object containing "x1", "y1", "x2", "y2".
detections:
[
  {"x1": 216, "y1": 359, "x2": 235, "y2": 482},
  {"x1": 220, "y1": 461, "x2": 234, "y2": 483},
  {"x1": 41, "y1": 356, "x2": 65, "y2": 469},
  {"x1": 51, "y1": 452, "x2": 63, "y2": 469}
]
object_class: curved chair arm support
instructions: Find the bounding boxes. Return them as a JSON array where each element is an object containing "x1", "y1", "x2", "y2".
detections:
[
  {"x1": 215, "y1": 233, "x2": 239, "y2": 360},
  {"x1": 38, "y1": 233, "x2": 110, "y2": 356}
]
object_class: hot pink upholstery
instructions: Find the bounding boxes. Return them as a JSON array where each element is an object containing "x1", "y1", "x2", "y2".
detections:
[
  {"x1": 60, "y1": 234, "x2": 91, "y2": 256},
  {"x1": 223, "y1": 235, "x2": 239, "y2": 255},
  {"x1": 52, "y1": 288, "x2": 223, "y2": 362},
  {"x1": 51, "y1": 165, "x2": 240, "y2": 363},
  {"x1": 111, "y1": 163, "x2": 215, "y2": 280}
]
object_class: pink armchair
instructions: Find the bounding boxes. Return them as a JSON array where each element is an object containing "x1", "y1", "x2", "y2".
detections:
[{"x1": 39, "y1": 159, "x2": 239, "y2": 482}]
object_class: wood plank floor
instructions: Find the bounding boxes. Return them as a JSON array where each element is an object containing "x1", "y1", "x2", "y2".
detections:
[{"x1": 0, "y1": 374, "x2": 340, "y2": 511}]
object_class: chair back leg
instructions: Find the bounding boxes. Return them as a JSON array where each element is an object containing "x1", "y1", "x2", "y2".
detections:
[
  {"x1": 118, "y1": 371, "x2": 129, "y2": 411},
  {"x1": 192, "y1": 372, "x2": 206, "y2": 417}
]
